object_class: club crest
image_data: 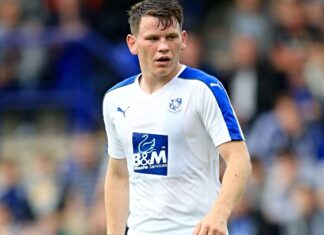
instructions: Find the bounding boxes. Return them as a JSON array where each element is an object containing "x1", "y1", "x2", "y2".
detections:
[{"x1": 169, "y1": 98, "x2": 183, "y2": 112}]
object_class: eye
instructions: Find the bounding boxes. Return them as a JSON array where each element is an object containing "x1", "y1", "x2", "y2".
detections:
[
  {"x1": 167, "y1": 35, "x2": 178, "y2": 40},
  {"x1": 146, "y1": 36, "x2": 158, "y2": 42}
]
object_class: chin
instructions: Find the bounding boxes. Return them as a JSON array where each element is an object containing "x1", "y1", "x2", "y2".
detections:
[
  {"x1": 154, "y1": 64, "x2": 178, "y2": 76},
  {"x1": 153, "y1": 68, "x2": 172, "y2": 77}
]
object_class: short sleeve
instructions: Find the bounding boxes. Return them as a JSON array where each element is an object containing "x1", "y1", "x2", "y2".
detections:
[
  {"x1": 198, "y1": 81, "x2": 244, "y2": 147},
  {"x1": 102, "y1": 94, "x2": 126, "y2": 159}
]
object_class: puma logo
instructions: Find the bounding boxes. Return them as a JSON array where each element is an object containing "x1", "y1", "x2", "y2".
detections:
[
  {"x1": 210, "y1": 82, "x2": 222, "y2": 89},
  {"x1": 117, "y1": 106, "x2": 130, "y2": 118}
]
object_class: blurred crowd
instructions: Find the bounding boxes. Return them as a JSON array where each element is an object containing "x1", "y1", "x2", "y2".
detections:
[{"x1": 0, "y1": 0, "x2": 323, "y2": 235}]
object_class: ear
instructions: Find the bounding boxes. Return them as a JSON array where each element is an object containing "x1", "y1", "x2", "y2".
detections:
[
  {"x1": 126, "y1": 34, "x2": 138, "y2": 55},
  {"x1": 180, "y1": 30, "x2": 187, "y2": 50}
]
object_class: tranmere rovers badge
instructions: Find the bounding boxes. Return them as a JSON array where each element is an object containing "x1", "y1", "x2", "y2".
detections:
[{"x1": 169, "y1": 98, "x2": 183, "y2": 112}]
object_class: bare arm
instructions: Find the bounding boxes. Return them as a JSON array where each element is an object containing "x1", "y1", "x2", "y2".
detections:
[
  {"x1": 193, "y1": 141, "x2": 252, "y2": 235},
  {"x1": 105, "y1": 157, "x2": 129, "y2": 235}
]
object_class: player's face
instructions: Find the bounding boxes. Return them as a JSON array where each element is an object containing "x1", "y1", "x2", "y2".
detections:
[{"x1": 127, "y1": 16, "x2": 187, "y2": 81}]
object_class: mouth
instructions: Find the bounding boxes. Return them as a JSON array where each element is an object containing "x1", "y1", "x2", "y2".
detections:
[{"x1": 155, "y1": 56, "x2": 171, "y2": 64}]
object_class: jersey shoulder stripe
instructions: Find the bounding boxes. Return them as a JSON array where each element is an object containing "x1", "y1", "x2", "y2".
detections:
[
  {"x1": 179, "y1": 66, "x2": 243, "y2": 141},
  {"x1": 106, "y1": 74, "x2": 138, "y2": 94}
]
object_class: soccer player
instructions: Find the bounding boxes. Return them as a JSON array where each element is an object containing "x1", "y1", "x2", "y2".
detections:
[{"x1": 103, "y1": 0, "x2": 252, "y2": 234}]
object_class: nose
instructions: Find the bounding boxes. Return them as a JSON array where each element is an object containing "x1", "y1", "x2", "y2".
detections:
[{"x1": 158, "y1": 38, "x2": 169, "y2": 53}]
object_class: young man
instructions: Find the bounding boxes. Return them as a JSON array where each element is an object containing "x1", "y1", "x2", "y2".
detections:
[{"x1": 103, "y1": 0, "x2": 252, "y2": 234}]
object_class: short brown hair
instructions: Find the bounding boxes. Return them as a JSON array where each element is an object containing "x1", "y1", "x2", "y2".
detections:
[{"x1": 128, "y1": 0, "x2": 184, "y2": 35}]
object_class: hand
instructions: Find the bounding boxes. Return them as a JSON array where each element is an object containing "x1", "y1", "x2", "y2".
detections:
[{"x1": 192, "y1": 210, "x2": 228, "y2": 235}]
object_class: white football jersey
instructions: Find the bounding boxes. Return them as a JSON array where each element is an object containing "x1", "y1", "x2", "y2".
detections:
[{"x1": 103, "y1": 65, "x2": 244, "y2": 235}]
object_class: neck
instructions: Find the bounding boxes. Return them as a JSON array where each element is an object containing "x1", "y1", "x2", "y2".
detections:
[{"x1": 139, "y1": 64, "x2": 182, "y2": 94}]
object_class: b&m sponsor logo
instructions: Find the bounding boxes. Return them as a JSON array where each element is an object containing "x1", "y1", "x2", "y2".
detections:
[{"x1": 132, "y1": 132, "x2": 168, "y2": 176}]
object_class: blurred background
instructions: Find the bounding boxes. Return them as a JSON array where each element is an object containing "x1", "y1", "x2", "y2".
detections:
[{"x1": 0, "y1": 0, "x2": 323, "y2": 234}]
